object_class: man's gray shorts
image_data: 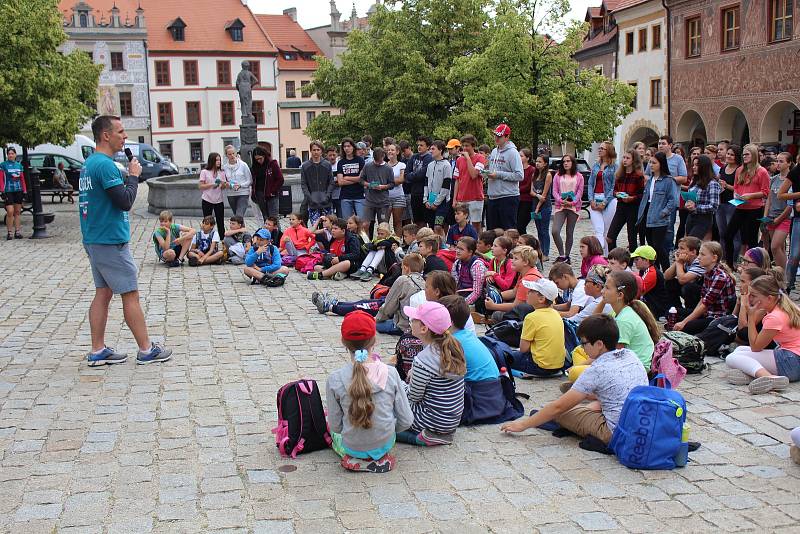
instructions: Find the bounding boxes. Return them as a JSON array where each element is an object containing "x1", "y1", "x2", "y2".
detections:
[{"x1": 84, "y1": 243, "x2": 139, "y2": 294}]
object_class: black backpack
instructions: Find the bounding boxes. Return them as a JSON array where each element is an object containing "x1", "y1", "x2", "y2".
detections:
[
  {"x1": 662, "y1": 331, "x2": 706, "y2": 374},
  {"x1": 272, "y1": 379, "x2": 331, "y2": 458},
  {"x1": 477, "y1": 336, "x2": 530, "y2": 419},
  {"x1": 695, "y1": 315, "x2": 737, "y2": 357},
  {"x1": 485, "y1": 320, "x2": 523, "y2": 348}
]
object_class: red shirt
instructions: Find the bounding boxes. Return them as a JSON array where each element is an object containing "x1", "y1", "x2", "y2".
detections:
[
  {"x1": 594, "y1": 170, "x2": 604, "y2": 194},
  {"x1": 454, "y1": 153, "x2": 486, "y2": 202},
  {"x1": 733, "y1": 166, "x2": 770, "y2": 210},
  {"x1": 519, "y1": 165, "x2": 534, "y2": 202},
  {"x1": 329, "y1": 238, "x2": 344, "y2": 256}
]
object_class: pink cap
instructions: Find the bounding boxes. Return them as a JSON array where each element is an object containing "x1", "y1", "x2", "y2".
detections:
[{"x1": 403, "y1": 301, "x2": 452, "y2": 335}]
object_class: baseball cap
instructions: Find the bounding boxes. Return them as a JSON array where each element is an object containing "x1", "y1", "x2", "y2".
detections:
[
  {"x1": 521, "y1": 278, "x2": 559, "y2": 301},
  {"x1": 254, "y1": 228, "x2": 271, "y2": 240},
  {"x1": 341, "y1": 310, "x2": 376, "y2": 341},
  {"x1": 355, "y1": 141, "x2": 367, "y2": 149},
  {"x1": 631, "y1": 245, "x2": 657, "y2": 261},
  {"x1": 446, "y1": 139, "x2": 461, "y2": 149},
  {"x1": 493, "y1": 123, "x2": 511, "y2": 137},
  {"x1": 403, "y1": 301, "x2": 452, "y2": 335}
]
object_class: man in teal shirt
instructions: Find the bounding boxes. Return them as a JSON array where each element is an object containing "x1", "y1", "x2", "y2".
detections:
[{"x1": 80, "y1": 115, "x2": 172, "y2": 366}]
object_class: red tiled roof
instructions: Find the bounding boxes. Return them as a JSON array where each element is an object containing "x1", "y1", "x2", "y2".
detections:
[
  {"x1": 579, "y1": 25, "x2": 618, "y2": 52},
  {"x1": 612, "y1": 0, "x2": 653, "y2": 13},
  {"x1": 587, "y1": 7, "x2": 602, "y2": 20},
  {"x1": 256, "y1": 14, "x2": 322, "y2": 71},
  {"x1": 89, "y1": 0, "x2": 278, "y2": 53},
  {"x1": 59, "y1": 0, "x2": 142, "y2": 22}
]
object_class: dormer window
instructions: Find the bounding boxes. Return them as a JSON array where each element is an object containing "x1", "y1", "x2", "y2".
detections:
[
  {"x1": 168, "y1": 17, "x2": 186, "y2": 42},
  {"x1": 283, "y1": 52, "x2": 296, "y2": 60},
  {"x1": 79, "y1": 12, "x2": 88, "y2": 27},
  {"x1": 225, "y1": 19, "x2": 245, "y2": 42}
]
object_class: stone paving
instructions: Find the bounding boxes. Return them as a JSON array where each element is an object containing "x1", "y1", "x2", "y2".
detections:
[{"x1": 0, "y1": 186, "x2": 798, "y2": 533}]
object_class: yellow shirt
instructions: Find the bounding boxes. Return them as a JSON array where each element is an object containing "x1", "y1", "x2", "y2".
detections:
[{"x1": 520, "y1": 307, "x2": 565, "y2": 369}]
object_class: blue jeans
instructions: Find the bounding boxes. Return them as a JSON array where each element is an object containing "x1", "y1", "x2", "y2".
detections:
[
  {"x1": 340, "y1": 198, "x2": 365, "y2": 220},
  {"x1": 376, "y1": 320, "x2": 403, "y2": 335},
  {"x1": 787, "y1": 217, "x2": 800, "y2": 289},
  {"x1": 775, "y1": 347, "x2": 800, "y2": 382},
  {"x1": 534, "y1": 204, "x2": 552, "y2": 257},
  {"x1": 508, "y1": 349, "x2": 565, "y2": 377},
  {"x1": 487, "y1": 196, "x2": 519, "y2": 230}
]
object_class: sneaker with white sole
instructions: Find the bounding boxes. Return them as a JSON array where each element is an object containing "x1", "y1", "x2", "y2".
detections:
[
  {"x1": 724, "y1": 369, "x2": 753, "y2": 385},
  {"x1": 136, "y1": 343, "x2": 173, "y2": 365},
  {"x1": 87, "y1": 346, "x2": 127, "y2": 367},
  {"x1": 748, "y1": 375, "x2": 789, "y2": 394},
  {"x1": 332, "y1": 272, "x2": 348, "y2": 281}
]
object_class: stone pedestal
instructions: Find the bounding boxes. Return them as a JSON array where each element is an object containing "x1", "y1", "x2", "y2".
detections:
[{"x1": 239, "y1": 117, "x2": 258, "y2": 167}]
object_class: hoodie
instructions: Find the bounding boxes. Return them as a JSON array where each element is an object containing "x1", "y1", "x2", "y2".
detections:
[
  {"x1": 374, "y1": 272, "x2": 425, "y2": 331},
  {"x1": 487, "y1": 140, "x2": 523, "y2": 199},
  {"x1": 406, "y1": 151, "x2": 434, "y2": 196},
  {"x1": 223, "y1": 158, "x2": 252, "y2": 197},
  {"x1": 326, "y1": 361, "x2": 413, "y2": 453},
  {"x1": 245, "y1": 243, "x2": 282, "y2": 273},
  {"x1": 300, "y1": 159, "x2": 334, "y2": 210}
]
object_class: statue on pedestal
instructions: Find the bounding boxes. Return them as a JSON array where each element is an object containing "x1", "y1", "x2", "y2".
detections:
[{"x1": 235, "y1": 60, "x2": 259, "y2": 122}]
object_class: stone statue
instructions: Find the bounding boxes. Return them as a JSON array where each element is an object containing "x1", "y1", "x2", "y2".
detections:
[{"x1": 235, "y1": 60, "x2": 259, "y2": 121}]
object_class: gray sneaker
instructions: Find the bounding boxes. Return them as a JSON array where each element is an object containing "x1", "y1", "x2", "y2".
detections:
[
  {"x1": 748, "y1": 375, "x2": 789, "y2": 395},
  {"x1": 332, "y1": 272, "x2": 348, "y2": 281},
  {"x1": 136, "y1": 343, "x2": 173, "y2": 365},
  {"x1": 724, "y1": 369, "x2": 753, "y2": 385},
  {"x1": 360, "y1": 269, "x2": 374, "y2": 282},
  {"x1": 87, "y1": 346, "x2": 127, "y2": 367}
]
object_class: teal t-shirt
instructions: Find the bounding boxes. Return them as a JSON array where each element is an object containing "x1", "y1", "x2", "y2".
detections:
[
  {"x1": 152, "y1": 223, "x2": 181, "y2": 256},
  {"x1": 615, "y1": 306, "x2": 654, "y2": 368},
  {"x1": 79, "y1": 153, "x2": 128, "y2": 244},
  {"x1": 0, "y1": 160, "x2": 25, "y2": 192},
  {"x1": 453, "y1": 328, "x2": 500, "y2": 382}
]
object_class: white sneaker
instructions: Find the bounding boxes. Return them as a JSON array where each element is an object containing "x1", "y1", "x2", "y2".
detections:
[{"x1": 724, "y1": 369, "x2": 752, "y2": 385}]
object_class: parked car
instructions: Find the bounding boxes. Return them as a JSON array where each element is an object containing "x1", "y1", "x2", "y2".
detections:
[
  {"x1": 25, "y1": 152, "x2": 127, "y2": 191},
  {"x1": 548, "y1": 157, "x2": 591, "y2": 205},
  {"x1": 113, "y1": 142, "x2": 178, "y2": 182}
]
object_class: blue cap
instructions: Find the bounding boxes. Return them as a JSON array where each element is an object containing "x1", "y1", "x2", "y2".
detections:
[{"x1": 254, "y1": 228, "x2": 271, "y2": 240}]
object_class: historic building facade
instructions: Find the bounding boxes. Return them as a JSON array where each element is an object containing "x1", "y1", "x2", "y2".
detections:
[
  {"x1": 613, "y1": 0, "x2": 668, "y2": 150},
  {"x1": 60, "y1": 0, "x2": 151, "y2": 143},
  {"x1": 667, "y1": 0, "x2": 800, "y2": 151},
  {"x1": 257, "y1": 10, "x2": 339, "y2": 166}
]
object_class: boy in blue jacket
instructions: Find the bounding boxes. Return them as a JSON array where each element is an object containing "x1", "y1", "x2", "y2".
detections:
[{"x1": 243, "y1": 229, "x2": 290, "y2": 285}]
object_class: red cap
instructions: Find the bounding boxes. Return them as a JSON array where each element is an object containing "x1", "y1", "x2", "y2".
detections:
[
  {"x1": 493, "y1": 123, "x2": 511, "y2": 137},
  {"x1": 341, "y1": 310, "x2": 376, "y2": 340}
]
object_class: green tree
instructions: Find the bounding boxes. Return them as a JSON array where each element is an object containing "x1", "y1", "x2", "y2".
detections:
[
  {"x1": 307, "y1": 0, "x2": 491, "y2": 145},
  {"x1": 452, "y1": 0, "x2": 635, "y2": 151},
  {"x1": 0, "y1": 0, "x2": 100, "y2": 149}
]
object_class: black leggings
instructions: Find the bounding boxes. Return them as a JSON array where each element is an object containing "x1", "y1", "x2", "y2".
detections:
[
  {"x1": 202, "y1": 200, "x2": 225, "y2": 234},
  {"x1": 607, "y1": 201, "x2": 640, "y2": 251},
  {"x1": 331, "y1": 299, "x2": 383, "y2": 316},
  {"x1": 724, "y1": 208, "x2": 761, "y2": 266},
  {"x1": 644, "y1": 225, "x2": 669, "y2": 271}
]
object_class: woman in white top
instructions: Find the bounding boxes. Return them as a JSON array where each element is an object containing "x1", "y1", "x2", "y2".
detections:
[
  {"x1": 223, "y1": 144, "x2": 252, "y2": 218},
  {"x1": 386, "y1": 143, "x2": 406, "y2": 237},
  {"x1": 198, "y1": 152, "x2": 229, "y2": 232}
]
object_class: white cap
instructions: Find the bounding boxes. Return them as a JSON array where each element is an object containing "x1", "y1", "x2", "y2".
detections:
[{"x1": 522, "y1": 278, "x2": 559, "y2": 301}]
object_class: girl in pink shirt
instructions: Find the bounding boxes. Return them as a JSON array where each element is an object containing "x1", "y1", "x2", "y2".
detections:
[
  {"x1": 725, "y1": 272, "x2": 800, "y2": 394},
  {"x1": 551, "y1": 155, "x2": 584, "y2": 263},
  {"x1": 198, "y1": 153, "x2": 229, "y2": 232},
  {"x1": 579, "y1": 236, "x2": 608, "y2": 278},
  {"x1": 724, "y1": 144, "x2": 770, "y2": 266}
]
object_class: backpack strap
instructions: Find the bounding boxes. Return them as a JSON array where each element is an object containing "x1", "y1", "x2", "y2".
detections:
[{"x1": 650, "y1": 373, "x2": 672, "y2": 389}]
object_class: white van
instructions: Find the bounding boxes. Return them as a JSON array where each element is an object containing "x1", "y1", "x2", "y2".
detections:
[{"x1": 30, "y1": 134, "x2": 96, "y2": 163}]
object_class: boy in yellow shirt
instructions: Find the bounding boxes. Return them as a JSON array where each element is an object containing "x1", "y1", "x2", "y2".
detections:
[{"x1": 509, "y1": 279, "x2": 566, "y2": 377}]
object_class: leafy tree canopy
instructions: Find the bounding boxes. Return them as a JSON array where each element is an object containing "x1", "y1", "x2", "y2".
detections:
[
  {"x1": 0, "y1": 0, "x2": 100, "y2": 149},
  {"x1": 308, "y1": 0, "x2": 634, "y2": 152}
]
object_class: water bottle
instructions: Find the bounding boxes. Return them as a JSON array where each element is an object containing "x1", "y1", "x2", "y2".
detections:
[
  {"x1": 674, "y1": 424, "x2": 690, "y2": 467},
  {"x1": 665, "y1": 307, "x2": 678, "y2": 331}
]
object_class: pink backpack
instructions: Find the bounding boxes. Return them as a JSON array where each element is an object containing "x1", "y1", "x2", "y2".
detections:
[
  {"x1": 294, "y1": 253, "x2": 323, "y2": 273},
  {"x1": 272, "y1": 379, "x2": 331, "y2": 458},
  {"x1": 650, "y1": 339, "x2": 687, "y2": 389}
]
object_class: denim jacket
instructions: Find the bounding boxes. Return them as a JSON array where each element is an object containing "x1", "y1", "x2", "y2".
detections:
[
  {"x1": 637, "y1": 174, "x2": 679, "y2": 227},
  {"x1": 588, "y1": 162, "x2": 618, "y2": 206}
]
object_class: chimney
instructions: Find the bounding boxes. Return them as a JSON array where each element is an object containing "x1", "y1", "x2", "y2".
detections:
[
  {"x1": 283, "y1": 7, "x2": 297, "y2": 22},
  {"x1": 110, "y1": 4, "x2": 120, "y2": 27}
]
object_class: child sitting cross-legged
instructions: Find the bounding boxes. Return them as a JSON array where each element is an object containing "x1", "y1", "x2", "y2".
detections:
[
  {"x1": 313, "y1": 253, "x2": 426, "y2": 335},
  {"x1": 501, "y1": 314, "x2": 648, "y2": 450},
  {"x1": 397, "y1": 302, "x2": 466, "y2": 446},
  {"x1": 550, "y1": 263, "x2": 612, "y2": 324},
  {"x1": 242, "y1": 229, "x2": 290, "y2": 284},
  {"x1": 631, "y1": 245, "x2": 668, "y2": 320},
  {"x1": 326, "y1": 311, "x2": 413, "y2": 473},
  {"x1": 307, "y1": 217, "x2": 363, "y2": 280},
  {"x1": 482, "y1": 245, "x2": 543, "y2": 323},
  {"x1": 223, "y1": 215, "x2": 252, "y2": 265},
  {"x1": 485, "y1": 236, "x2": 517, "y2": 292},
  {"x1": 451, "y1": 236, "x2": 487, "y2": 306},
  {"x1": 152, "y1": 210, "x2": 195, "y2": 267},
  {"x1": 279, "y1": 213, "x2": 315, "y2": 257},
  {"x1": 508, "y1": 279, "x2": 567, "y2": 377},
  {"x1": 352, "y1": 223, "x2": 402, "y2": 282},
  {"x1": 187, "y1": 216, "x2": 225, "y2": 266},
  {"x1": 445, "y1": 204, "x2": 479, "y2": 247}
]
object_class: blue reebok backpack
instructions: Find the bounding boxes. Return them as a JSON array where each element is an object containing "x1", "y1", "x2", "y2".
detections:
[{"x1": 609, "y1": 375, "x2": 686, "y2": 470}]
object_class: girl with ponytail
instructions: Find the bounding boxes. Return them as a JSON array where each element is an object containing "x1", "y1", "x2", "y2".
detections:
[
  {"x1": 725, "y1": 271, "x2": 800, "y2": 394},
  {"x1": 398, "y1": 301, "x2": 466, "y2": 446},
  {"x1": 601, "y1": 270, "x2": 660, "y2": 368},
  {"x1": 326, "y1": 311, "x2": 413, "y2": 473},
  {"x1": 674, "y1": 241, "x2": 737, "y2": 334}
]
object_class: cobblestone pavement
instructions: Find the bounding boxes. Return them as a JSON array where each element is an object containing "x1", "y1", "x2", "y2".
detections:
[{"x1": 0, "y1": 187, "x2": 798, "y2": 533}]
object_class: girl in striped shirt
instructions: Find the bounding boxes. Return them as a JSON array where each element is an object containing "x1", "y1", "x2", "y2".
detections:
[{"x1": 397, "y1": 301, "x2": 466, "y2": 446}]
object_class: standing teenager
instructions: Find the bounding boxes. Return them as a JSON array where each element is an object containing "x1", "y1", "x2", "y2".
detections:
[
  {"x1": 607, "y1": 149, "x2": 644, "y2": 252},
  {"x1": 724, "y1": 144, "x2": 769, "y2": 267},
  {"x1": 588, "y1": 141, "x2": 618, "y2": 255}
]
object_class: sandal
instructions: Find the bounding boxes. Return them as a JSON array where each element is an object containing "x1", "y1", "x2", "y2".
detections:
[
  {"x1": 6, "y1": 233, "x2": 11, "y2": 241},
  {"x1": 14, "y1": 231, "x2": 22, "y2": 239}
]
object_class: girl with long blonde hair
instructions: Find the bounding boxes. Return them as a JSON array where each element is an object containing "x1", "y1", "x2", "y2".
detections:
[
  {"x1": 725, "y1": 271, "x2": 800, "y2": 394},
  {"x1": 724, "y1": 143, "x2": 770, "y2": 266},
  {"x1": 397, "y1": 301, "x2": 466, "y2": 446},
  {"x1": 326, "y1": 311, "x2": 413, "y2": 472}
]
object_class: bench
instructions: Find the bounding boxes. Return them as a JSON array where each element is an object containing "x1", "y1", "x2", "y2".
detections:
[{"x1": 42, "y1": 188, "x2": 75, "y2": 204}]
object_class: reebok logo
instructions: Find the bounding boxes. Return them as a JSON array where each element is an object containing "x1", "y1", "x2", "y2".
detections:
[{"x1": 628, "y1": 402, "x2": 655, "y2": 463}]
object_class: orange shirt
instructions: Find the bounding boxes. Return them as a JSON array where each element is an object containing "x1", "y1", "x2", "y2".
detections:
[{"x1": 514, "y1": 267, "x2": 543, "y2": 303}]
